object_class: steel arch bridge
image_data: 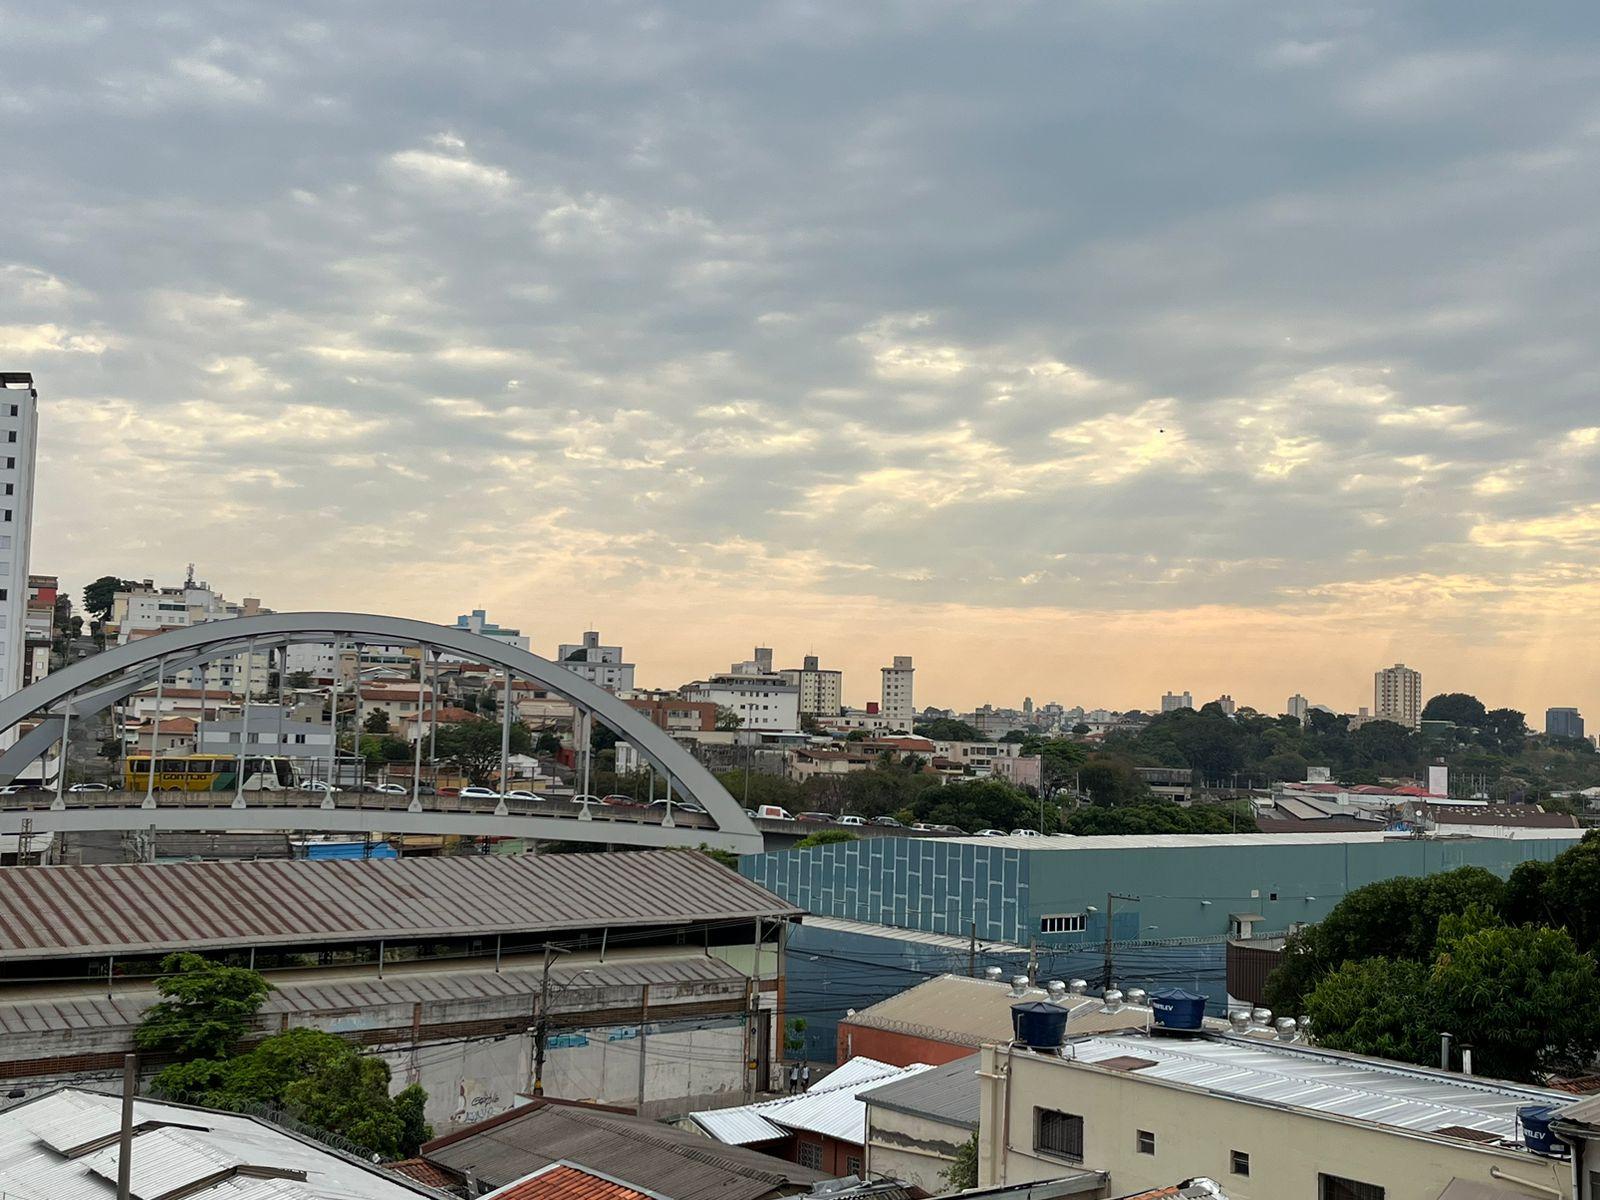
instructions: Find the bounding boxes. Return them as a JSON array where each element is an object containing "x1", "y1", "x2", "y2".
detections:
[{"x1": 0, "y1": 612, "x2": 763, "y2": 854}]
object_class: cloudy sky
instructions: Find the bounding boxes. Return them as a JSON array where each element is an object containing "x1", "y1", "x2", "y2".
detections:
[{"x1": 4, "y1": 2, "x2": 1599, "y2": 715}]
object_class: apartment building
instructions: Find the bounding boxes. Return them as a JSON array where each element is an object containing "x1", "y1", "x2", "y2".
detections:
[
  {"x1": 1161, "y1": 691, "x2": 1193, "y2": 713},
  {"x1": 0, "y1": 374, "x2": 38, "y2": 713},
  {"x1": 111, "y1": 573, "x2": 273, "y2": 692},
  {"x1": 685, "y1": 648, "x2": 800, "y2": 732},
  {"x1": 1374, "y1": 663, "x2": 1422, "y2": 729},
  {"x1": 453, "y1": 608, "x2": 530, "y2": 651},
  {"x1": 1547, "y1": 707, "x2": 1586, "y2": 741},
  {"x1": 780, "y1": 654, "x2": 844, "y2": 718},
  {"x1": 881, "y1": 655, "x2": 915, "y2": 730},
  {"x1": 23, "y1": 573, "x2": 54, "y2": 687},
  {"x1": 556, "y1": 629, "x2": 635, "y2": 692}
]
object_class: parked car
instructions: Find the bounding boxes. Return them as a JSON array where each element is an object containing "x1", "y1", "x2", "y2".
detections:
[
  {"x1": 367, "y1": 783, "x2": 408, "y2": 795},
  {"x1": 909, "y1": 822, "x2": 933, "y2": 831},
  {"x1": 1009, "y1": 828, "x2": 1043, "y2": 838},
  {"x1": 837, "y1": 815, "x2": 865, "y2": 827},
  {"x1": 932, "y1": 824, "x2": 966, "y2": 835},
  {"x1": 501, "y1": 789, "x2": 545, "y2": 801},
  {"x1": 757, "y1": 805, "x2": 795, "y2": 821},
  {"x1": 0, "y1": 784, "x2": 32, "y2": 796},
  {"x1": 649, "y1": 799, "x2": 708, "y2": 814},
  {"x1": 459, "y1": 786, "x2": 501, "y2": 801},
  {"x1": 572, "y1": 793, "x2": 604, "y2": 805},
  {"x1": 68, "y1": 782, "x2": 113, "y2": 793},
  {"x1": 974, "y1": 828, "x2": 1007, "y2": 837},
  {"x1": 869, "y1": 816, "x2": 902, "y2": 827},
  {"x1": 744, "y1": 807, "x2": 760, "y2": 818},
  {"x1": 303, "y1": 780, "x2": 341, "y2": 794},
  {"x1": 601, "y1": 793, "x2": 642, "y2": 807},
  {"x1": 797, "y1": 811, "x2": 832, "y2": 823}
]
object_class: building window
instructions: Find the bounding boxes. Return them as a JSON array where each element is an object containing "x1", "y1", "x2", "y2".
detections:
[
  {"x1": 5, "y1": 432, "x2": 13, "y2": 443},
  {"x1": 1034, "y1": 1108, "x2": 1083, "y2": 1162},
  {"x1": 1231, "y1": 1150, "x2": 1250, "y2": 1176},
  {"x1": 846, "y1": 1156, "x2": 862, "y2": 1174},
  {"x1": 1040, "y1": 913, "x2": 1086, "y2": 934},
  {"x1": 1319, "y1": 1175, "x2": 1383, "y2": 1200},
  {"x1": 797, "y1": 1143, "x2": 824, "y2": 1170},
  {"x1": 1137, "y1": 1130, "x2": 1156, "y2": 1155}
]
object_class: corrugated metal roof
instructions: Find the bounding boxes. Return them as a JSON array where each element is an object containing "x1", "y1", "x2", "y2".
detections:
[
  {"x1": 799, "y1": 915, "x2": 1028, "y2": 956},
  {"x1": 1068, "y1": 1035, "x2": 1572, "y2": 1142},
  {"x1": 688, "y1": 1106, "x2": 787, "y2": 1145},
  {"x1": 424, "y1": 1100, "x2": 828, "y2": 1200},
  {"x1": 859, "y1": 1054, "x2": 982, "y2": 1130},
  {"x1": 0, "y1": 849, "x2": 799, "y2": 961},
  {"x1": 0, "y1": 1088, "x2": 438, "y2": 1199},
  {"x1": 0, "y1": 955, "x2": 748, "y2": 1035},
  {"x1": 689, "y1": 1058, "x2": 934, "y2": 1146},
  {"x1": 941, "y1": 830, "x2": 1586, "y2": 850},
  {"x1": 843, "y1": 974, "x2": 1150, "y2": 1047}
]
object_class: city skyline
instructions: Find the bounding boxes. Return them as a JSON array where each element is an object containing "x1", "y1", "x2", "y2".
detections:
[{"x1": 7, "y1": 4, "x2": 1599, "y2": 721}]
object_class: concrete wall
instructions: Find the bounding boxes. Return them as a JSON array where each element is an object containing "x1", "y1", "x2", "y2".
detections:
[
  {"x1": 381, "y1": 1015, "x2": 748, "y2": 1130},
  {"x1": 865, "y1": 1104, "x2": 972, "y2": 1195},
  {"x1": 977, "y1": 1044, "x2": 1574, "y2": 1200}
]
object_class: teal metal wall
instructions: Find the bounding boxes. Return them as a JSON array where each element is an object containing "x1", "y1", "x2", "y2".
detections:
[{"x1": 742, "y1": 833, "x2": 1582, "y2": 946}]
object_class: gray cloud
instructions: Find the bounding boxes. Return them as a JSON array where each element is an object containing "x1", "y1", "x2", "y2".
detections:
[{"x1": 5, "y1": 0, "x2": 1600, "y2": 646}]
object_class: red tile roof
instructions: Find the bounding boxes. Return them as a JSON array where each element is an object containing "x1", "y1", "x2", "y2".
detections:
[
  {"x1": 486, "y1": 1162, "x2": 660, "y2": 1200},
  {"x1": 386, "y1": 1158, "x2": 461, "y2": 1189}
]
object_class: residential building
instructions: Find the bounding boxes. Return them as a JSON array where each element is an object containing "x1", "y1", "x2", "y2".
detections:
[
  {"x1": 1374, "y1": 662, "x2": 1422, "y2": 729},
  {"x1": 110, "y1": 572, "x2": 273, "y2": 691},
  {"x1": 556, "y1": 629, "x2": 635, "y2": 691},
  {"x1": 421, "y1": 1098, "x2": 829, "y2": 1198},
  {"x1": 396, "y1": 704, "x2": 477, "y2": 742},
  {"x1": 780, "y1": 654, "x2": 844, "y2": 718},
  {"x1": 624, "y1": 694, "x2": 717, "y2": 733},
  {"x1": 688, "y1": 1056, "x2": 932, "y2": 1177},
  {"x1": 686, "y1": 650, "x2": 801, "y2": 732},
  {"x1": 1214, "y1": 694, "x2": 1235, "y2": 716},
  {"x1": 881, "y1": 655, "x2": 914, "y2": 730},
  {"x1": 22, "y1": 572, "x2": 54, "y2": 687},
  {"x1": 0, "y1": 1087, "x2": 439, "y2": 1200},
  {"x1": 1548, "y1": 707, "x2": 1586, "y2": 740},
  {"x1": 126, "y1": 685, "x2": 239, "y2": 723},
  {"x1": 992, "y1": 753, "x2": 1043, "y2": 791},
  {"x1": 195, "y1": 713, "x2": 334, "y2": 757},
  {"x1": 1285, "y1": 694, "x2": 1309, "y2": 724},
  {"x1": 1160, "y1": 692, "x2": 1193, "y2": 713},
  {"x1": 0, "y1": 373, "x2": 38, "y2": 715},
  {"x1": 358, "y1": 681, "x2": 435, "y2": 718},
  {"x1": 454, "y1": 607, "x2": 531, "y2": 651},
  {"x1": 976, "y1": 1031, "x2": 1579, "y2": 1198},
  {"x1": 860, "y1": 1054, "x2": 983, "y2": 1193},
  {"x1": 838, "y1": 974, "x2": 1151, "y2": 1067},
  {"x1": 122, "y1": 715, "x2": 199, "y2": 755}
]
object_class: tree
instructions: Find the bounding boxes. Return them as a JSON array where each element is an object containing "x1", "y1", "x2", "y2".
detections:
[
  {"x1": 913, "y1": 718, "x2": 984, "y2": 742},
  {"x1": 286, "y1": 670, "x2": 313, "y2": 689},
  {"x1": 714, "y1": 705, "x2": 743, "y2": 731},
  {"x1": 363, "y1": 708, "x2": 391, "y2": 734},
  {"x1": 945, "y1": 1133, "x2": 979, "y2": 1190},
  {"x1": 1421, "y1": 693, "x2": 1487, "y2": 728},
  {"x1": 1076, "y1": 755, "x2": 1147, "y2": 806},
  {"x1": 135, "y1": 953, "x2": 271, "y2": 1059},
  {"x1": 1522, "y1": 832, "x2": 1600, "y2": 952},
  {"x1": 795, "y1": 829, "x2": 858, "y2": 850},
  {"x1": 1061, "y1": 803, "x2": 1255, "y2": 836},
  {"x1": 1071, "y1": 723, "x2": 1091, "y2": 735},
  {"x1": 535, "y1": 731, "x2": 563, "y2": 756},
  {"x1": 82, "y1": 575, "x2": 133, "y2": 622},
  {"x1": 1303, "y1": 958, "x2": 1437, "y2": 1064},
  {"x1": 434, "y1": 717, "x2": 534, "y2": 785},
  {"x1": 590, "y1": 722, "x2": 619, "y2": 753},
  {"x1": 912, "y1": 778, "x2": 1056, "y2": 834}
]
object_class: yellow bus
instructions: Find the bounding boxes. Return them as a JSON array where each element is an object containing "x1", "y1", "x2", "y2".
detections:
[{"x1": 122, "y1": 755, "x2": 296, "y2": 792}]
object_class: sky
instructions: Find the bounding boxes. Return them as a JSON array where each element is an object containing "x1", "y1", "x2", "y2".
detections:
[{"x1": 3, "y1": 2, "x2": 1599, "y2": 717}]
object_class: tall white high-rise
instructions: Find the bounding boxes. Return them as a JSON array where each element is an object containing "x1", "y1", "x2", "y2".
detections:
[
  {"x1": 0, "y1": 373, "x2": 39, "y2": 707},
  {"x1": 881, "y1": 655, "x2": 914, "y2": 730},
  {"x1": 1374, "y1": 663, "x2": 1422, "y2": 729},
  {"x1": 1285, "y1": 694, "x2": 1310, "y2": 724},
  {"x1": 780, "y1": 654, "x2": 843, "y2": 718}
]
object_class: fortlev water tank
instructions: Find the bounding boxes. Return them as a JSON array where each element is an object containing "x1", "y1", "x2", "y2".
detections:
[
  {"x1": 1149, "y1": 988, "x2": 1207, "y2": 1032},
  {"x1": 1519, "y1": 1106, "x2": 1570, "y2": 1158},
  {"x1": 1011, "y1": 1001, "x2": 1071, "y2": 1050}
]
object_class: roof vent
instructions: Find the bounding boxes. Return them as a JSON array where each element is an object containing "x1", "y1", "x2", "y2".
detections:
[
  {"x1": 1009, "y1": 975, "x2": 1031, "y2": 996},
  {"x1": 1102, "y1": 988, "x2": 1124, "y2": 1011},
  {"x1": 1251, "y1": 1007, "x2": 1273, "y2": 1026},
  {"x1": 1227, "y1": 1010, "x2": 1252, "y2": 1033},
  {"x1": 983, "y1": 966, "x2": 1004, "y2": 982},
  {"x1": 1275, "y1": 1017, "x2": 1298, "y2": 1041},
  {"x1": 1045, "y1": 980, "x2": 1068, "y2": 1002},
  {"x1": 1067, "y1": 979, "x2": 1088, "y2": 995},
  {"x1": 1125, "y1": 988, "x2": 1148, "y2": 1007}
]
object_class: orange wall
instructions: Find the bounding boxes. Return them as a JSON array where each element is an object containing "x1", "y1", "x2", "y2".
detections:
[{"x1": 836, "y1": 1024, "x2": 974, "y2": 1068}]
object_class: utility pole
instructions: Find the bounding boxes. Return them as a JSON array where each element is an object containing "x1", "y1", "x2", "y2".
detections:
[
  {"x1": 968, "y1": 920, "x2": 977, "y2": 978},
  {"x1": 531, "y1": 942, "x2": 568, "y2": 1096},
  {"x1": 1102, "y1": 892, "x2": 1140, "y2": 989},
  {"x1": 116, "y1": 1052, "x2": 137, "y2": 1200}
]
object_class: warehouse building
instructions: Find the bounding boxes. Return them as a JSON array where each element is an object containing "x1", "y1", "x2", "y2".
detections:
[{"x1": 0, "y1": 850, "x2": 797, "y2": 1127}]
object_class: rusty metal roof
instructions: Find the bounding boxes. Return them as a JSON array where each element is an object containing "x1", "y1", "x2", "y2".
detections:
[{"x1": 0, "y1": 850, "x2": 798, "y2": 961}]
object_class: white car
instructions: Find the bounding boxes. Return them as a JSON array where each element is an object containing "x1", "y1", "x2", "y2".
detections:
[
  {"x1": 571, "y1": 793, "x2": 604, "y2": 806},
  {"x1": 68, "y1": 782, "x2": 113, "y2": 793},
  {"x1": 501, "y1": 789, "x2": 545, "y2": 801},
  {"x1": 459, "y1": 786, "x2": 501, "y2": 801},
  {"x1": 303, "y1": 780, "x2": 341, "y2": 794},
  {"x1": 1009, "y1": 828, "x2": 1044, "y2": 838},
  {"x1": 974, "y1": 828, "x2": 1007, "y2": 837},
  {"x1": 369, "y1": 783, "x2": 408, "y2": 795},
  {"x1": 837, "y1": 815, "x2": 865, "y2": 827}
]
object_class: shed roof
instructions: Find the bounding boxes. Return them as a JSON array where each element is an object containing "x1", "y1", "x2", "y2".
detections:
[
  {"x1": 424, "y1": 1100, "x2": 827, "y2": 1200},
  {"x1": 0, "y1": 850, "x2": 799, "y2": 962},
  {"x1": 690, "y1": 1058, "x2": 932, "y2": 1147},
  {"x1": 859, "y1": 1053, "x2": 982, "y2": 1130}
]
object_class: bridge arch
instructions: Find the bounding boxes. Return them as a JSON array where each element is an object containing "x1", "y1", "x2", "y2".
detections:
[{"x1": 0, "y1": 612, "x2": 761, "y2": 853}]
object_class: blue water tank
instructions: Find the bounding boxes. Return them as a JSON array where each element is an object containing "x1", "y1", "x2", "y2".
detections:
[
  {"x1": 1519, "y1": 1106, "x2": 1569, "y2": 1158},
  {"x1": 1149, "y1": 988, "x2": 1207, "y2": 1032},
  {"x1": 1011, "y1": 1001, "x2": 1070, "y2": 1050}
]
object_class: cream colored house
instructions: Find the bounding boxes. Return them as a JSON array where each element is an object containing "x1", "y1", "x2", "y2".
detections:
[{"x1": 978, "y1": 1033, "x2": 1577, "y2": 1200}]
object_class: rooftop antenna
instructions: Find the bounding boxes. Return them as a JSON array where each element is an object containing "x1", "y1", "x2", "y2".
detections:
[{"x1": 184, "y1": 562, "x2": 196, "y2": 587}]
